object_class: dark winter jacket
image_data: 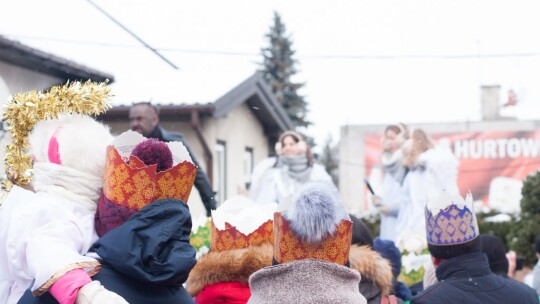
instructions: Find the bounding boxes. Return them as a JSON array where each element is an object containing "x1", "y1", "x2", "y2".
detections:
[
  {"x1": 18, "y1": 199, "x2": 196, "y2": 304},
  {"x1": 411, "y1": 252, "x2": 538, "y2": 304},
  {"x1": 152, "y1": 126, "x2": 217, "y2": 216},
  {"x1": 91, "y1": 198, "x2": 196, "y2": 303}
]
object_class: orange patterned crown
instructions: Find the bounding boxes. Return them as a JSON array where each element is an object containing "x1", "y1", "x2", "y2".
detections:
[
  {"x1": 273, "y1": 212, "x2": 352, "y2": 265},
  {"x1": 210, "y1": 219, "x2": 273, "y2": 251},
  {"x1": 103, "y1": 135, "x2": 197, "y2": 210}
]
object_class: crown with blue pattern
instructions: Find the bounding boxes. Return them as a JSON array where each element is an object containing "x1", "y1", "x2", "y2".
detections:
[{"x1": 425, "y1": 192, "x2": 479, "y2": 246}]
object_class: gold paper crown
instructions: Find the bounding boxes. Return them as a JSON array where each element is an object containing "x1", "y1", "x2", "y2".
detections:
[
  {"x1": 2, "y1": 81, "x2": 112, "y2": 189},
  {"x1": 273, "y1": 212, "x2": 352, "y2": 265},
  {"x1": 210, "y1": 219, "x2": 273, "y2": 252},
  {"x1": 103, "y1": 144, "x2": 197, "y2": 210}
]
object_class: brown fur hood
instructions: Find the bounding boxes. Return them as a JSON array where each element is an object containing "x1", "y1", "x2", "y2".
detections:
[
  {"x1": 186, "y1": 243, "x2": 273, "y2": 296},
  {"x1": 349, "y1": 245, "x2": 394, "y2": 296}
]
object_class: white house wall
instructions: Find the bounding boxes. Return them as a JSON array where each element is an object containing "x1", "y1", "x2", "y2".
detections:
[
  {"x1": 0, "y1": 61, "x2": 62, "y2": 98},
  {"x1": 203, "y1": 103, "x2": 269, "y2": 205}
]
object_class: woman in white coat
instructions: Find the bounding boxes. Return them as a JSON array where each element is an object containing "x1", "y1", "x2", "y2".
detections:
[
  {"x1": 249, "y1": 131, "x2": 332, "y2": 204},
  {"x1": 372, "y1": 123, "x2": 411, "y2": 243}
]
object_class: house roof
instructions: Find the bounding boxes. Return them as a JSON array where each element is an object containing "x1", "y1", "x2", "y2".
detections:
[
  {"x1": 101, "y1": 103, "x2": 214, "y2": 120},
  {"x1": 213, "y1": 71, "x2": 293, "y2": 133},
  {"x1": 0, "y1": 35, "x2": 114, "y2": 83},
  {"x1": 99, "y1": 71, "x2": 294, "y2": 134}
]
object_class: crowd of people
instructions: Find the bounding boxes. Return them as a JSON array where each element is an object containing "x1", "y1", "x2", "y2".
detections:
[{"x1": 0, "y1": 82, "x2": 539, "y2": 304}]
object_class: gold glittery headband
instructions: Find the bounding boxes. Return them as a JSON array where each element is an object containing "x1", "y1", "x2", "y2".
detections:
[{"x1": 2, "y1": 80, "x2": 112, "y2": 189}]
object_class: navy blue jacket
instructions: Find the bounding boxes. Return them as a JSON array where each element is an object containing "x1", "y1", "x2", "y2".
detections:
[
  {"x1": 92, "y1": 198, "x2": 196, "y2": 303},
  {"x1": 19, "y1": 199, "x2": 196, "y2": 304},
  {"x1": 412, "y1": 252, "x2": 538, "y2": 304}
]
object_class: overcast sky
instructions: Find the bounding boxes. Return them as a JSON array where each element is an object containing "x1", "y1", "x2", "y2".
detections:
[{"x1": 2, "y1": 0, "x2": 540, "y2": 148}]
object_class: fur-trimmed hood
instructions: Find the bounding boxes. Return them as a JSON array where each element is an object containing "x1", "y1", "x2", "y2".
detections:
[
  {"x1": 186, "y1": 243, "x2": 273, "y2": 296},
  {"x1": 349, "y1": 245, "x2": 394, "y2": 296}
]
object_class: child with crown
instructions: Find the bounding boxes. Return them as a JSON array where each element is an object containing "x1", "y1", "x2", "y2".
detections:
[
  {"x1": 87, "y1": 129, "x2": 199, "y2": 303},
  {"x1": 19, "y1": 128, "x2": 199, "y2": 304}
]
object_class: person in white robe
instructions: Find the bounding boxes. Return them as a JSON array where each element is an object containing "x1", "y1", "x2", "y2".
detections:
[
  {"x1": 396, "y1": 129, "x2": 459, "y2": 240},
  {"x1": 249, "y1": 130, "x2": 332, "y2": 204},
  {"x1": 372, "y1": 123, "x2": 410, "y2": 243},
  {"x1": 0, "y1": 83, "x2": 126, "y2": 304}
]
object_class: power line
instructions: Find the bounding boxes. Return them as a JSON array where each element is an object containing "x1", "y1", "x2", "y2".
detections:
[
  {"x1": 6, "y1": 34, "x2": 261, "y2": 57},
  {"x1": 86, "y1": 0, "x2": 179, "y2": 69},
  {"x1": 7, "y1": 34, "x2": 540, "y2": 60},
  {"x1": 303, "y1": 52, "x2": 540, "y2": 60}
]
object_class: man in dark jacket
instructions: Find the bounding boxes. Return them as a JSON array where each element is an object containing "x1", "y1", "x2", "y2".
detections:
[
  {"x1": 412, "y1": 193, "x2": 538, "y2": 304},
  {"x1": 129, "y1": 102, "x2": 216, "y2": 216}
]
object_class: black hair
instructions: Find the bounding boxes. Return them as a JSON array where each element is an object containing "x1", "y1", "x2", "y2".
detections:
[
  {"x1": 132, "y1": 101, "x2": 159, "y2": 115},
  {"x1": 428, "y1": 236, "x2": 482, "y2": 260},
  {"x1": 350, "y1": 214, "x2": 373, "y2": 247},
  {"x1": 479, "y1": 234, "x2": 509, "y2": 276}
]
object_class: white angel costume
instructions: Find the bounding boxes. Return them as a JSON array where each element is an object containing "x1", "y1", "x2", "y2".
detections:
[
  {"x1": 249, "y1": 155, "x2": 332, "y2": 204},
  {"x1": 396, "y1": 143, "x2": 459, "y2": 239},
  {"x1": 0, "y1": 115, "x2": 115, "y2": 303}
]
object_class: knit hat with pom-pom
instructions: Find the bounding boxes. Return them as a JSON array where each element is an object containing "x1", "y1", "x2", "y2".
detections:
[
  {"x1": 131, "y1": 138, "x2": 173, "y2": 172},
  {"x1": 273, "y1": 182, "x2": 353, "y2": 265}
]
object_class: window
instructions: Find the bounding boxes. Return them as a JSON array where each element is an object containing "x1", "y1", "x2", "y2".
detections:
[
  {"x1": 244, "y1": 147, "x2": 254, "y2": 190},
  {"x1": 214, "y1": 141, "x2": 226, "y2": 205}
]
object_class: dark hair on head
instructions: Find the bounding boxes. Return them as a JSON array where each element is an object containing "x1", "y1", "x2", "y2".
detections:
[
  {"x1": 428, "y1": 236, "x2": 482, "y2": 260},
  {"x1": 536, "y1": 235, "x2": 540, "y2": 253},
  {"x1": 384, "y1": 123, "x2": 409, "y2": 139},
  {"x1": 132, "y1": 101, "x2": 159, "y2": 115},
  {"x1": 277, "y1": 130, "x2": 315, "y2": 166},
  {"x1": 479, "y1": 234, "x2": 509, "y2": 276},
  {"x1": 350, "y1": 214, "x2": 373, "y2": 247}
]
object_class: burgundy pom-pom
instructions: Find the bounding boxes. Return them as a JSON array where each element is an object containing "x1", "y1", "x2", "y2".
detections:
[{"x1": 130, "y1": 138, "x2": 173, "y2": 172}]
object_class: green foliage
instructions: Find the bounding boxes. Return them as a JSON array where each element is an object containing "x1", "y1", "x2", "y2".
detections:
[
  {"x1": 508, "y1": 171, "x2": 540, "y2": 267},
  {"x1": 361, "y1": 212, "x2": 381, "y2": 240},
  {"x1": 190, "y1": 218, "x2": 211, "y2": 251},
  {"x1": 399, "y1": 267, "x2": 425, "y2": 287},
  {"x1": 261, "y1": 11, "x2": 310, "y2": 129},
  {"x1": 476, "y1": 210, "x2": 516, "y2": 251}
]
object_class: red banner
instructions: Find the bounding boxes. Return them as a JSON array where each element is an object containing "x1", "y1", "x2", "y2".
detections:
[{"x1": 364, "y1": 131, "x2": 540, "y2": 209}]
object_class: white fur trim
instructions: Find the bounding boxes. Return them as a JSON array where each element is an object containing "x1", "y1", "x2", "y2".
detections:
[
  {"x1": 425, "y1": 191, "x2": 474, "y2": 216},
  {"x1": 29, "y1": 114, "x2": 114, "y2": 180},
  {"x1": 283, "y1": 181, "x2": 349, "y2": 244}
]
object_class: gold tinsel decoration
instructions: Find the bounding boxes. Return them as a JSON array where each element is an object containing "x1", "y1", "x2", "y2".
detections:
[{"x1": 2, "y1": 80, "x2": 112, "y2": 190}]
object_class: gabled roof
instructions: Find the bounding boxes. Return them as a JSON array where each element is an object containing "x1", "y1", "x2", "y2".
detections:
[
  {"x1": 0, "y1": 35, "x2": 114, "y2": 83},
  {"x1": 100, "y1": 71, "x2": 293, "y2": 134},
  {"x1": 213, "y1": 71, "x2": 294, "y2": 132}
]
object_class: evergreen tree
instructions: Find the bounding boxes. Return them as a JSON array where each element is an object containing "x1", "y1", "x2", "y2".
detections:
[
  {"x1": 507, "y1": 170, "x2": 540, "y2": 267},
  {"x1": 261, "y1": 11, "x2": 310, "y2": 128},
  {"x1": 320, "y1": 135, "x2": 339, "y2": 186}
]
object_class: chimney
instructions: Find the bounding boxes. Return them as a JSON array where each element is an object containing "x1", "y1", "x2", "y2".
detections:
[{"x1": 481, "y1": 85, "x2": 500, "y2": 121}]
